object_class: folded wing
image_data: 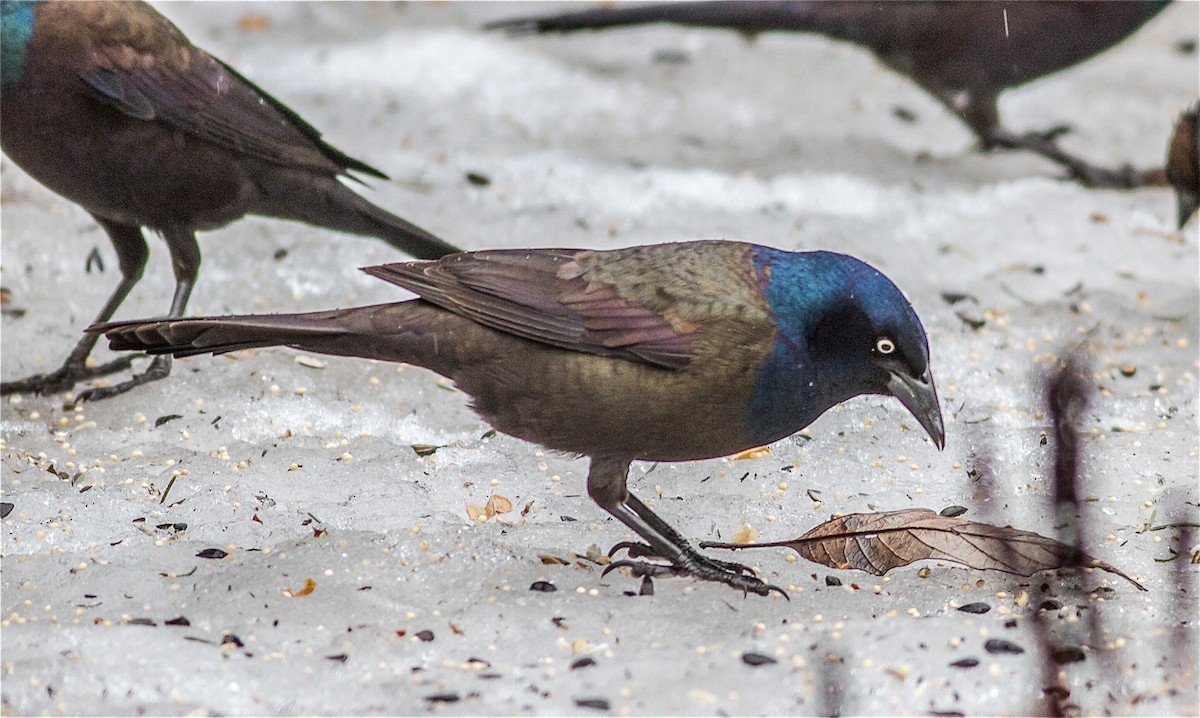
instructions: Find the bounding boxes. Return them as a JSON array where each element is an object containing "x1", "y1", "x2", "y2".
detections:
[{"x1": 364, "y1": 249, "x2": 698, "y2": 369}]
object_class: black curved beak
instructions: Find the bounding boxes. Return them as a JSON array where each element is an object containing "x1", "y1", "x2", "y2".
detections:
[{"x1": 886, "y1": 367, "x2": 945, "y2": 449}]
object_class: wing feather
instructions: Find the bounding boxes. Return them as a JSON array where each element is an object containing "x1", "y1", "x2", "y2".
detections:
[
  {"x1": 83, "y1": 37, "x2": 383, "y2": 178},
  {"x1": 363, "y1": 248, "x2": 701, "y2": 369}
]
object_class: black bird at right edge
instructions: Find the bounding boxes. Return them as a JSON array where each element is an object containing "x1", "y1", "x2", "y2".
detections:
[
  {"x1": 487, "y1": 0, "x2": 1171, "y2": 188},
  {"x1": 0, "y1": 0, "x2": 461, "y2": 404},
  {"x1": 1166, "y1": 104, "x2": 1198, "y2": 228}
]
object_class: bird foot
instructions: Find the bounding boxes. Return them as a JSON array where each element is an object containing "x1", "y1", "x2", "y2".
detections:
[
  {"x1": 1, "y1": 356, "x2": 134, "y2": 398},
  {"x1": 603, "y1": 558, "x2": 687, "y2": 579},
  {"x1": 606, "y1": 540, "x2": 662, "y2": 560},
  {"x1": 602, "y1": 543, "x2": 787, "y2": 598},
  {"x1": 1058, "y1": 161, "x2": 1162, "y2": 190},
  {"x1": 68, "y1": 355, "x2": 171, "y2": 408},
  {"x1": 1028, "y1": 123, "x2": 1073, "y2": 144},
  {"x1": 607, "y1": 541, "x2": 757, "y2": 576},
  {"x1": 988, "y1": 128, "x2": 1161, "y2": 189},
  {"x1": 987, "y1": 125, "x2": 1071, "y2": 150}
]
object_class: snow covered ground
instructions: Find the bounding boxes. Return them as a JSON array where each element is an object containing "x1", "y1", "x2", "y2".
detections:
[{"x1": 2, "y1": 2, "x2": 1197, "y2": 715}]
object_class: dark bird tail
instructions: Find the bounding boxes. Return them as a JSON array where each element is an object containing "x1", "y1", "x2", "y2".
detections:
[
  {"x1": 319, "y1": 180, "x2": 463, "y2": 260},
  {"x1": 484, "y1": 1, "x2": 811, "y2": 36},
  {"x1": 91, "y1": 301, "x2": 455, "y2": 368},
  {"x1": 257, "y1": 170, "x2": 462, "y2": 260}
]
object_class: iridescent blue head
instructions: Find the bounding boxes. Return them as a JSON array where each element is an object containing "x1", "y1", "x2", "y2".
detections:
[
  {"x1": 747, "y1": 246, "x2": 944, "y2": 449},
  {"x1": 1, "y1": 1, "x2": 39, "y2": 91}
]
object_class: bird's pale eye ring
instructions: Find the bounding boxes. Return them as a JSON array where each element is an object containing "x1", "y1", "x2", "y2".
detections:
[{"x1": 876, "y1": 337, "x2": 896, "y2": 354}]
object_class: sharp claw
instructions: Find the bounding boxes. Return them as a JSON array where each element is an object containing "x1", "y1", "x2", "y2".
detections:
[
  {"x1": 600, "y1": 559, "x2": 627, "y2": 579},
  {"x1": 765, "y1": 583, "x2": 790, "y2": 600},
  {"x1": 607, "y1": 541, "x2": 656, "y2": 559},
  {"x1": 67, "y1": 356, "x2": 171, "y2": 408}
]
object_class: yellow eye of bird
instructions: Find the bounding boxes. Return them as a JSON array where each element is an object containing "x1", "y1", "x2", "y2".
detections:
[{"x1": 876, "y1": 337, "x2": 895, "y2": 354}]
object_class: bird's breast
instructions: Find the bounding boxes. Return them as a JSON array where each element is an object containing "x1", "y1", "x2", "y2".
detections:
[{"x1": 456, "y1": 328, "x2": 770, "y2": 463}]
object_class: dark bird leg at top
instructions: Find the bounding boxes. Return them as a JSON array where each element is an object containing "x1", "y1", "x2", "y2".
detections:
[
  {"x1": 987, "y1": 127, "x2": 1163, "y2": 189},
  {"x1": 485, "y1": 0, "x2": 1172, "y2": 189},
  {"x1": 2, "y1": 218, "x2": 147, "y2": 397},
  {"x1": 1, "y1": 220, "x2": 202, "y2": 406}
]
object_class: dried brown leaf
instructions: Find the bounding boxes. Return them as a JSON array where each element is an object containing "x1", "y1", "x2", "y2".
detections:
[
  {"x1": 468, "y1": 493, "x2": 514, "y2": 523},
  {"x1": 704, "y1": 508, "x2": 1145, "y2": 590},
  {"x1": 486, "y1": 494, "x2": 513, "y2": 515},
  {"x1": 284, "y1": 578, "x2": 317, "y2": 598},
  {"x1": 411, "y1": 444, "x2": 443, "y2": 457}
]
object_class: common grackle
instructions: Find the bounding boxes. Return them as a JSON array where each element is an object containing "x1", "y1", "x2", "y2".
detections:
[
  {"x1": 0, "y1": 0, "x2": 460, "y2": 404},
  {"x1": 94, "y1": 240, "x2": 945, "y2": 596},
  {"x1": 486, "y1": 0, "x2": 1169, "y2": 188},
  {"x1": 1166, "y1": 104, "x2": 1198, "y2": 228}
]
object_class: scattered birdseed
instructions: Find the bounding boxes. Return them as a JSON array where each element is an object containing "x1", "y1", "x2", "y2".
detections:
[
  {"x1": 741, "y1": 652, "x2": 777, "y2": 666},
  {"x1": 1052, "y1": 646, "x2": 1086, "y2": 664},
  {"x1": 983, "y1": 639, "x2": 1024, "y2": 655},
  {"x1": 294, "y1": 355, "x2": 326, "y2": 369}
]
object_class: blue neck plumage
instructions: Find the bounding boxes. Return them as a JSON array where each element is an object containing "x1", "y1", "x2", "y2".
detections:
[
  {"x1": 745, "y1": 332, "x2": 833, "y2": 446},
  {"x1": 743, "y1": 248, "x2": 857, "y2": 445},
  {"x1": 1, "y1": 1, "x2": 38, "y2": 92}
]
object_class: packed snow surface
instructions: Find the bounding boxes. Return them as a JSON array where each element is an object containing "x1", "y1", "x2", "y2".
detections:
[{"x1": 2, "y1": 2, "x2": 1197, "y2": 715}]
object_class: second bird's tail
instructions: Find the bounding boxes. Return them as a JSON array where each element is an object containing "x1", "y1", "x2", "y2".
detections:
[
  {"x1": 259, "y1": 170, "x2": 462, "y2": 261},
  {"x1": 320, "y1": 181, "x2": 463, "y2": 260}
]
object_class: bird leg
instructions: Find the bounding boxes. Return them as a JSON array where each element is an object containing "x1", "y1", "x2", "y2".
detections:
[
  {"x1": 0, "y1": 348, "x2": 134, "y2": 397},
  {"x1": 988, "y1": 127, "x2": 1164, "y2": 189},
  {"x1": 1021, "y1": 124, "x2": 1073, "y2": 145},
  {"x1": 587, "y1": 457, "x2": 787, "y2": 597},
  {"x1": 603, "y1": 494, "x2": 787, "y2": 597},
  {"x1": 72, "y1": 226, "x2": 201, "y2": 406},
  {"x1": 1, "y1": 219, "x2": 149, "y2": 399}
]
